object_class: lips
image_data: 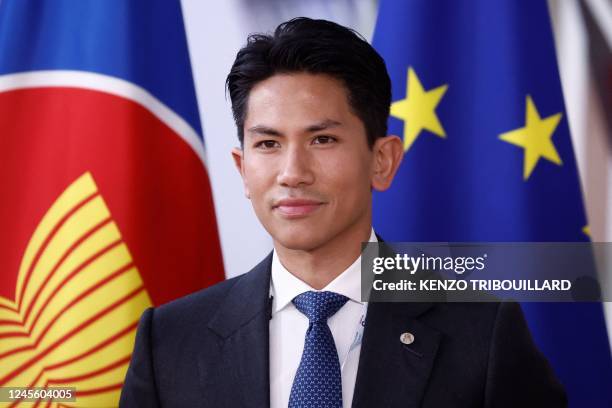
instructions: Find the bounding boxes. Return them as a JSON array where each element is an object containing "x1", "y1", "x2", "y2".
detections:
[{"x1": 273, "y1": 198, "x2": 324, "y2": 217}]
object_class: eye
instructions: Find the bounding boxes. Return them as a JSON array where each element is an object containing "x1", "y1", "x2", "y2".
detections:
[
  {"x1": 254, "y1": 140, "x2": 280, "y2": 149},
  {"x1": 312, "y1": 135, "x2": 337, "y2": 145}
]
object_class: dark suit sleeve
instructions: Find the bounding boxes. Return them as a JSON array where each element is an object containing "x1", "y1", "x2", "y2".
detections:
[
  {"x1": 484, "y1": 302, "x2": 567, "y2": 408},
  {"x1": 120, "y1": 307, "x2": 161, "y2": 408}
]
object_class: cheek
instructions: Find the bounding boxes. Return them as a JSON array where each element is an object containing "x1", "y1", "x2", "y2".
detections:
[
  {"x1": 243, "y1": 159, "x2": 272, "y2": 194},
  {"x1": 243, "y1": 161, "x2": 280, "y2": 223},
  {"x1": 320, "y1": 150, "x2": 372, "y2": 196}
]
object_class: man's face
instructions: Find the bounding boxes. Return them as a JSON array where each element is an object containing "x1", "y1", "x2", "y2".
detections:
[{"x1": 233, "y1": 73, "x2": 376, "y2": 252}]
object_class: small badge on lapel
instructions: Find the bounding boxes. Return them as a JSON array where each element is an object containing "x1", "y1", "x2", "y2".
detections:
[{"x1": 400, "y1": 332, "x2": 415, "y2": 345}]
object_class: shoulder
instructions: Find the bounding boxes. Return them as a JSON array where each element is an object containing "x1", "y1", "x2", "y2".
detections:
[
  {"x1": 145, "y1": 251, "x2": 273, "y2": 335},
  {"x1": 149, "y1": 273, "x2": 245, "y2": 331},
  {"x1": 423, "y1": 302, "x2": 566, "y2": 405}
]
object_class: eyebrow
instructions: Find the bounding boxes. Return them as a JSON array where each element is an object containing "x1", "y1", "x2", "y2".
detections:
[
  {"x1": 246, "y1": 125, "x2": 282, "y2": 136},
  {"x1": 246, "y1": 119, "x2": 342, "y2": 136},
  {"x1": 305, "y1": 119, "x2": 342, "y2": 132}
]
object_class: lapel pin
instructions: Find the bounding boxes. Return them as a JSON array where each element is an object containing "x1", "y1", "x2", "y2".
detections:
[{"x1": 400, "y1": 332, "x2": 415, "y2": 345}]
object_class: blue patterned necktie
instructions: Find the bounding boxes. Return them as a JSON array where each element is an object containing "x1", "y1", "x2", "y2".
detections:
[{"x1": 289, "y1": 291, "x2": 349, "y2": 408}]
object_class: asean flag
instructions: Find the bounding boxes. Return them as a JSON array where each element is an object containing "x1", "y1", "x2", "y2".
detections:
[{"x1": 0, "y1": 1, "x2": 224, "y2": 406}]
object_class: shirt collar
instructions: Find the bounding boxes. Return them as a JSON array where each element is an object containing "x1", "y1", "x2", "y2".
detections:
[{"x1": 270, "y1": 229, "x2": 378, "y2": 314}]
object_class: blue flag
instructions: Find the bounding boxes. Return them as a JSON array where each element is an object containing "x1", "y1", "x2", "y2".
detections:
[{"x1": 372, "y1": 0, "x2": 611, "y2": 405}]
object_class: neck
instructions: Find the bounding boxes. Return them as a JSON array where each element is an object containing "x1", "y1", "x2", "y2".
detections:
[{"x1": 274, "y1": 223, "x2": 372, "y2": 290}]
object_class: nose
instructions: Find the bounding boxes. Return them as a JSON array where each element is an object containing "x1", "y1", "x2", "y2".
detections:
[{"x1": 276, "y1": 144, "x2": 315, "y2": 187}]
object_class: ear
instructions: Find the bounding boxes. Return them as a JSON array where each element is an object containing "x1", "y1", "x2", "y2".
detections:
[
  {"x1": 231, "y1": 147, "x2": 250, "y2": 199},
  {"x1": 371, "y1": 135, "x2": 404, "y2": 191}
]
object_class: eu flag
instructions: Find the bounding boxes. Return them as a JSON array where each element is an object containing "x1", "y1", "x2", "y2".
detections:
[
  {"x1": 0, "y1": 0, "x2": 223, "y2": 404},
  {"x1": 372, "y1": 0, "x2": 611, "y2": 405}
]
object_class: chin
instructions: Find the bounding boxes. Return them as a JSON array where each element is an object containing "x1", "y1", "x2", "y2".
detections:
[{"x1": 271, "y1": 227, "x2": 327, "y2": 252}]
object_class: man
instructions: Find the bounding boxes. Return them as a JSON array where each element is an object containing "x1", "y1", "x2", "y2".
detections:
[{"x1": 120, "y1": 18, "x2": 566, "y2": 408}]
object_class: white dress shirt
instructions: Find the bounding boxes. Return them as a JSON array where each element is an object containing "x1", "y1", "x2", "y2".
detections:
[{"x1": 269, "y1": 229, "x2": 377, "y2": 408}]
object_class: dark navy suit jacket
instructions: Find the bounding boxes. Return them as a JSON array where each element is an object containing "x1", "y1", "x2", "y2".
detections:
[{"x1": 120, "y1": 253, "x2": 566, "y2": 407}]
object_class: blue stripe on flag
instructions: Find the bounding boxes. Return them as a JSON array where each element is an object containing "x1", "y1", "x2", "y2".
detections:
[{"x1": 0, "y1": 0, "x2": 202, "y2": 137}]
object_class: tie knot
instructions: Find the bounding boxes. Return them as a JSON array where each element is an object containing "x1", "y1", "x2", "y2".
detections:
[{"x1": 292, "y1": 291, "x2": 348, "y2": 323}]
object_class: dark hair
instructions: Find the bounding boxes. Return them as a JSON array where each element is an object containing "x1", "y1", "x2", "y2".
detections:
[{"x1": 226, "y1": 17, "x2": 391, "y2": 147}]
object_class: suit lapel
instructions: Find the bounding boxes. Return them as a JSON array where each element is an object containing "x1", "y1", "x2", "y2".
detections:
[
  {"x1": 205, "y1": 253, "x2": 273, "y2": 407},
  {"x1": 200, "y1": 243, "x2": 442, "y2": 407},
  {"x1": 352, "y1": 301, "x2": 442, "y2": 408}
]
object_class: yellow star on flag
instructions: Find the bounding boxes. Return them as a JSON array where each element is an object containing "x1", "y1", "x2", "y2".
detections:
[
  {"x1": 390, "y1": 67, "x2": 448, "y2": 152},
  {"x1": 582, "y1": 225, "x2": 591, "y2": 238},
  {"x1": 499, "y1": 95, "x2": 563, "y2": 180}
]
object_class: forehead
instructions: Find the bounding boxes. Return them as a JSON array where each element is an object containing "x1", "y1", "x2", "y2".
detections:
[{"x1": 244, "y1": 73, "x2": 355, "y2": 127}]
